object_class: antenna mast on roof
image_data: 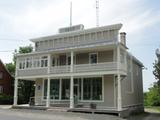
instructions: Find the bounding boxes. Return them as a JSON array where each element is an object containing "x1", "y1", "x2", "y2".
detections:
[
  {"x1": 96, "y1": 0, "x2": 99, "y2": 27},
  {"x1": 70, "y1": 1, "x2": 72, "y2": 27}
]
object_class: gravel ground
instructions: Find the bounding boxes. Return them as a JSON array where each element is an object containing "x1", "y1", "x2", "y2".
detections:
[
  {"x1": 0, "y1": 108, "x2": 125, "y2": 120},
  {"x1": 0, "y1": 106, "x2": 160, "y2": 120}
]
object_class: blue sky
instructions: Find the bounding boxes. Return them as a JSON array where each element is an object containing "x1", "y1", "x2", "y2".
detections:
[{"x1": 0, "y1": 0, "x2": 160, "y2": 91}]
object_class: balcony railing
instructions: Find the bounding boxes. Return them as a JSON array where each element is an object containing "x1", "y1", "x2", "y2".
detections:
[
  {"x1": 74, "y1": 62, "x2": 117, "y2": 73},
  {"x1": 17, "y1": 62, "x2": 126, "y2": 77},
  {"x1": 50, "y1": 65, "x2": 70, "y2": 74}
]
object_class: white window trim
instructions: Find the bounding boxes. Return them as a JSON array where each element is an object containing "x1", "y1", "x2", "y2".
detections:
[
  {"x1": 42, "y1": 76, "x2": 104, "y2": 102},
  {"x1": 18, "y1": 55, "x2": 48, "y2": 70},
  {"x1": 89, "y1": 52, "x2": 98, "y2": 64},
  {"x1": 79, "y1": 76, "x2": 104, "y2": 102}
]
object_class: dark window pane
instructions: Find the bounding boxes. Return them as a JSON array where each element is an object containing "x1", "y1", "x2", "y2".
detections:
[
  {"x1": 43, "y1": 80, "x2": 47, "y2": 99},
  {"x1": 50, "y1": 79, "x2": 59, "y2": 100},
  {"x1": 61, "y1": 79, "x2": 70, "y2": 100}
]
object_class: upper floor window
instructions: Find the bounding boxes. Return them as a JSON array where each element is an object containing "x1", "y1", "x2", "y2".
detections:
[
  {"x1": 26, "y1": 58, "x2": 32, "y2": 68},
  {"x1": 19, "y1": 61, "x2": 25, "y2": 69},
  {"x1": 35, "y1": 42, "x2": 40, "y2": 51},
  {"x1": 67, "y1": 56, "x2": 71, "y2": 65},
  {"x1": 33, "y1": 57, "x2": 40, "y2": 68},
  {"x1": 89, "y1": 53, "x2": 98, "y2": 64},
  {"x1": 41, "y1": 56, "x2": 48, "y2": 67},
  {"x1": 0, "y1": 72, "x2": 3, "y2": 80}
]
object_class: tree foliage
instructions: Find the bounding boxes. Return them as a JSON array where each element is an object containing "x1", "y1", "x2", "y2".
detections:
[
  {"x1": 153, "y1": 60, "x2": 160, "y2": 86},
  {"x1": 144, "y1": 49, "x2": 160, "y2": 106},
  {"x1": 5, "y1": 45, "x2": 35, "y2": 104},
  {"x1": 5, "y1": 63, "x2": 15, "y2": 76}
]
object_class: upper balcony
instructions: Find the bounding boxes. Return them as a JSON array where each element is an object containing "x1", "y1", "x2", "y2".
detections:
[
  {"x1": 16, "y1": 49, "x2": 127, "y2": 78},
  {"x1": 31, "y1": 24, "x2": 122, "y2": 52}
]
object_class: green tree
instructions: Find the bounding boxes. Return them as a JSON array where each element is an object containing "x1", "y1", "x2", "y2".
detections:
[
  {"x1": 16, "y1": 45, "x2": 34, "y2": 104},
  {"x1": 153, "y1": 60, "x2": 160, "y2": 86},
  {"x1": 6, "y1": 45, "x2": 35, "y2": 104},
  {"x1": 5, "y1": 63, "x2": 15, "y2": 76},
  {"x1": 145, "y1": 84, "x2": 160, "y2": 106},
  {"x1": 144, "y1": 49, "x2": 160, "y2": 106}
]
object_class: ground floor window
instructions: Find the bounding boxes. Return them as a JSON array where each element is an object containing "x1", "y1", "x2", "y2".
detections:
[
  {"x1": 43, "y1": 77, "x2": 102, "y2": 101},
  {"x1": 83, "y1": 77, "x2": 102, "y2": 100},
  {"x1": 61, "y1": 79, "x2": 70, "y2": 100},
  {"x1": 43, "y1": 80, "x2": 47, "y2": 99},
  {"x1": 50, "y1": 79, "x2": 59, "y2": 100}
]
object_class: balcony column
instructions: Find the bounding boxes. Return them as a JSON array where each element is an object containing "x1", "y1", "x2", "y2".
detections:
[
  {"x1": 46, "y1": 77, "x2": 50, "y2": 107},
  {"x1": 70, "y1": 51, "x2": 74, "y2": 73},
  {"x1": 70, "y1": 51, "x2": 74, "y2": 108},
  {"x1": 117, "y1": 45, "x2": 122, "y2": 111},
  {"x1": 13, "y1": 78, "x2": 18, "y2": 106},
  {"x1": 48, "y1": 54, "x2": 51, "y2": 74}
]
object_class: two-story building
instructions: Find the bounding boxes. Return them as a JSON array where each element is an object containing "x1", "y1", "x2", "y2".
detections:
[{"x1": 13, "y1": 24, "x2": 144, "y2": 116}]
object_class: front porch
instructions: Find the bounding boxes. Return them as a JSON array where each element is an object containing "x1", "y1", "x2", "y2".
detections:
[{"x1": 13, "y1": 74, "x2": 125, "y2": 110}]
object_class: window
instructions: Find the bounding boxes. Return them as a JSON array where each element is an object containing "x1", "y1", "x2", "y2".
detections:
[
  {"x1": 83, "y1": 77, "x2": 102, "y2": 100},
  {"x1": 35, "y1": 42, "x2": 39, "y2": 50},
  {"x1": 26, "y1": 58, "x2": 32, "y2": 68},
  {"x1": 0, "y1": 85, "x2": 3, "y2": 93},
  {"x1": 0, "y1": 72, "x2": 3, "y2": 80},
  {"x1": 67, "y1": 56, "x2": 71, "y2": 65},
  {"x1": 52, "y1": 57, "x2": 55, "y2": 66},
  {"x1": 41, "y1": 56, "x2": 48, "y2": 67},
  {"x1": 50, "y1": 79, "x2": 59, "y2": 100},
  {"x1": 33, "y1": 57, "x2": 40, "y2": 68},
  {"x1": 89, "y1": 53, "x2": 97, "y2": 64},
  {"x1": 61, "y1": 79, "x2": 70, "y2": 100},
  {"x1": 43, "y1": 80, "x2": 47, "y2": 99},
  {"x1": 19, "y1": 61, "x2": 25, "y2": 69}
]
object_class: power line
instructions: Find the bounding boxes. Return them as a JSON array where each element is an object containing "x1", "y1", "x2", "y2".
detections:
[
  {"x1": 0, "y1": 50, "x2": 15, "y2": 52},
  {"x1": 0, "y1": 38, "x2": 25, "y2": 42}
]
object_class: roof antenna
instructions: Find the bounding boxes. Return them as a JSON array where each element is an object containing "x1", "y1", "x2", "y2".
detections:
[
  {"x1": 70, "y1": 1, "x2": 72, "y2": 27},
  {"x1": 96, "y1": 0, "x2": 99, "y2": 27}
]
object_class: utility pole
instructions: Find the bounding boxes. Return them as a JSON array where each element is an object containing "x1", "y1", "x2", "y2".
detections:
[
  {"x1": 70, "y1": 1, "x2": 72, "y2": 27},
  {"x1": 96, "y1": 0, "x2": 99, "y2": 27}
]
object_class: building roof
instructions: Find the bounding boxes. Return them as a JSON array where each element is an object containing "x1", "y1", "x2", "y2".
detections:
[{"x1": 30, "y1": 23, "x2": 122, "y2": 42}]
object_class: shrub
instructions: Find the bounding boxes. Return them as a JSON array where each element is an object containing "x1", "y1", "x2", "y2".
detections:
[{"x1": 0, "y1": 94, "x2": 13, "y2": 104}]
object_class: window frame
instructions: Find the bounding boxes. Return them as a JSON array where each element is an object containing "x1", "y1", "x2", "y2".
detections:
[{"x1": 89, "y1": 52, "x2": 98, "y2": 64}]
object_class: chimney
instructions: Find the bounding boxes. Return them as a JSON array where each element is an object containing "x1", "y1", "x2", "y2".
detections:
[{"x1": 120, "y1": 32, "x2": 126, "y2": 46}]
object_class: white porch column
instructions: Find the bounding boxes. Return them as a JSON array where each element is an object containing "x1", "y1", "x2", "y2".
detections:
[
  {"x1": 70, "y1": 76, "x2": 74, "y2": 108},
  {"x1": 70, "y1": 51, "x2": 74, "y2": 108},
  {"x1": 46, "y1": 77, "x2": 50, "y2": 107},
  {"x1": 117, "y1": 45, "x2": 122, "y2": 111},
  {"x1": 13, "y1": 78, "x2": 18, "y2": 106}
]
